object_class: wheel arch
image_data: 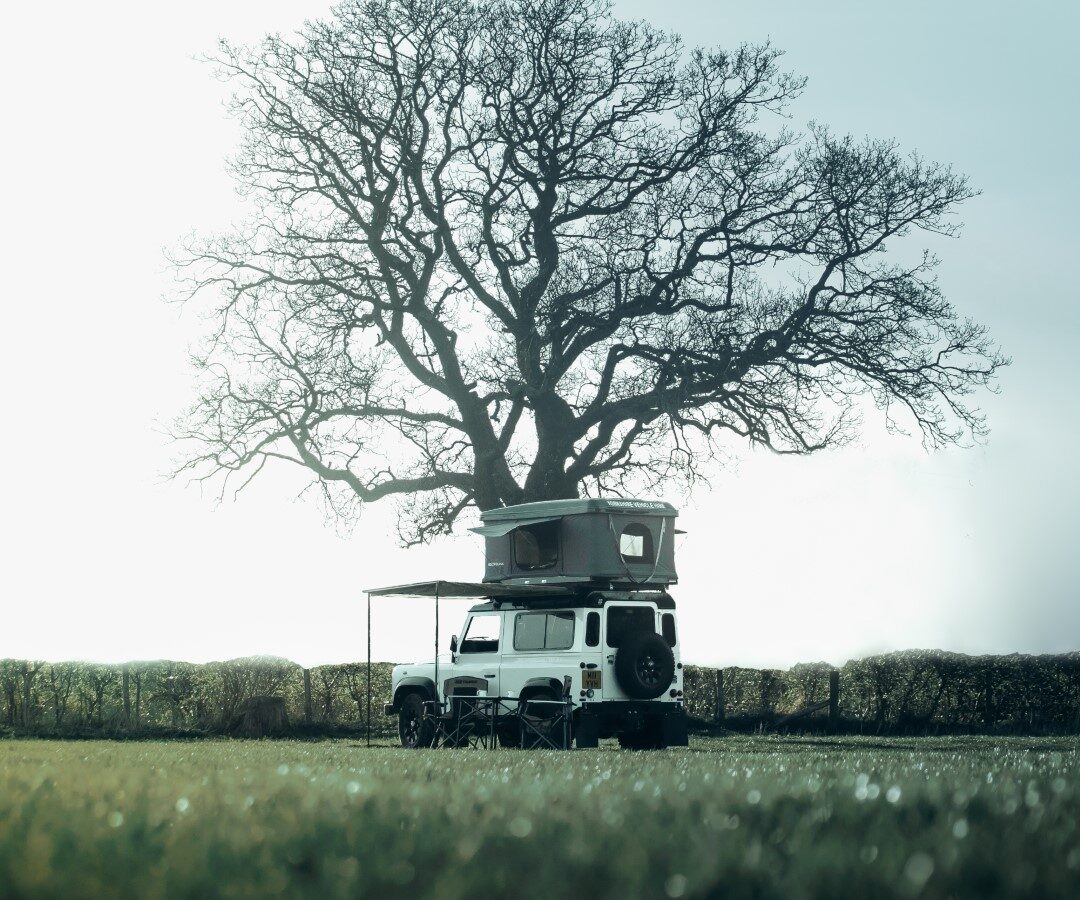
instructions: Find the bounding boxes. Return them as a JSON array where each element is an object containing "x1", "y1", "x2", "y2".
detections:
[
  {"x1": 392, "y1": 677, "x2": 437, "y2": 711},
  {"x1": 519, "y1": 676, "x2": 565, "y2": 699}
]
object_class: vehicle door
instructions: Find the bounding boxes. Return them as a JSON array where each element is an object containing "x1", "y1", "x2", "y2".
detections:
[
  {"x1": 499, "y1": 608, "x2": 579, "y2": 702},
  {"x1": 448, "y1": 612, "x2": 502, "y2": 701},
  {"x1": 601, "y1": 602, "x2": 659, "y2": 701}
]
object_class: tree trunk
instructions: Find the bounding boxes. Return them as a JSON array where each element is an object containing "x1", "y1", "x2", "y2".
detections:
[{"x1": 303, "y1": 669, "x2": 313, "y2": 725}]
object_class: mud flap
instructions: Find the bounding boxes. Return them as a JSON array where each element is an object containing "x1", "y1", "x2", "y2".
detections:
[
  {"x1": 575, "y1": 713, "x2": 599, "y2": 748},
  {"x1": 662, "y1": 709, "x2": 689, "y2": 747}
]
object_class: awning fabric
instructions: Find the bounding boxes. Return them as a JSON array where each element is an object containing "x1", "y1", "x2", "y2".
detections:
[
  {"x1": 363, "y1": 580, "x2": 578, "y2": 599},
  {"x1": 467, "y1": 515, "x2": 562, "y2": 537}
]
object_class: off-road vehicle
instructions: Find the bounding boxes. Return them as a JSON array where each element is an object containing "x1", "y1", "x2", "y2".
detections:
[{"x1": 379, "y1": 499, "x2": 689, "y2": 749}]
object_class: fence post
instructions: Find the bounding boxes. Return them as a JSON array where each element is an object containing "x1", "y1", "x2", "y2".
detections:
[
  {"x1": 715, "y1": 669, "x2": 725, "y2": 728},
  {"x1": 303, "y1": 668, "x2": 313, "y2": 725},
  {"x1": 828, "y1": 669, "x2": 840, "y2": 730},
  {"x1": 983, "y1": 667, "x2": 994, "y2": 728},
  {"x1": 122, "y1": 667, "x2": 131, "y2": 727}
]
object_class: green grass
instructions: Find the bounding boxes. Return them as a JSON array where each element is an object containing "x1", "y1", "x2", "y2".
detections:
[{"x1": 0, "y1": 736, "x2": 1078, "y2": 899}]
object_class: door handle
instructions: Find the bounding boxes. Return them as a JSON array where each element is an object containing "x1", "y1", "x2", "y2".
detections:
[{"x1": 484, "y1": 674, "x2": 496, "y2": 678}]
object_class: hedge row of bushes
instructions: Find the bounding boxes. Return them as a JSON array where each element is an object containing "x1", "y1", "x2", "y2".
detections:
[
  {"x1": 684, "y1": 651, "x2": 1080, "y2": 733},
  {"x1": 2, "y1": 651, "x2": 1078, "y2": 738},
  {"x1": 0, "y1": 658, "x2": 394, "y2": 737}
]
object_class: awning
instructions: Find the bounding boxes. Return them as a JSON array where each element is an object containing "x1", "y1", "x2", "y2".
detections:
[
  {"x1": 468, "y1": 515, "x2": 562, "y2": 537},
  {"x1": 363, "y1": 579, "x2": 578, "y2": 599}
]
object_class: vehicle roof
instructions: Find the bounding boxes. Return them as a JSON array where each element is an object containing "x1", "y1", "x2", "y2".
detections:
[
  {"x1": 479, "y1": 497, "x2": 677, "y2": 522},
  {"x1": 364, "y1": 580, "x2": 577, "y2": 599},
  {"x1": 467, "y1": 590, "x2": 675, "y2": 612}
]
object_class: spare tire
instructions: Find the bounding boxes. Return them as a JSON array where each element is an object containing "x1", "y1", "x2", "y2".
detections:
[{"x1": 614, "y1": 631, "x2": 675, "y2": 699}]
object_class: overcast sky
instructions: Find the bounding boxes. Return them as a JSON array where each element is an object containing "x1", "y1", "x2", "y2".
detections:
[{"x1": 2, "y1": 0, "x2": 1077, "y2": 668}]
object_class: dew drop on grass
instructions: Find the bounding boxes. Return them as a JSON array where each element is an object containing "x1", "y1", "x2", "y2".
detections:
[
  {"x1": 953, "y1": 819, "x2": 969, "y2": 839},
  {"x1": 175, "y1": 798, "x2": 190, "y2": 814},
  {"x1": 747, "y1": 789, "x2": 761, "y2": 805},
  {"x1": 108, "y1": 812, "x2": 124, "y2": 828},
  {"x1": 904, "y1": 853, "x2": 934, "y2": 887},
  {"x1": 509, "y1": 816, "x2": 532, "y2": 838},
  {"x1": 665, "y1": 874, "x2": 687, "y2": 898},
  {"x1": 886, "y1": 786, "x2": 902, "y2": 803}
]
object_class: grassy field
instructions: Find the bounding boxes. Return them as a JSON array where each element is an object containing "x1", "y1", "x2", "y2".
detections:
[{"x1": 0, "y1": 736, "x2": 1077, "y2": 899}]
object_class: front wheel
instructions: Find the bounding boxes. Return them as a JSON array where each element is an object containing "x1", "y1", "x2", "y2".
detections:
[{"x1": 398, "y1": 693, "x2": 435, "y2": 748}]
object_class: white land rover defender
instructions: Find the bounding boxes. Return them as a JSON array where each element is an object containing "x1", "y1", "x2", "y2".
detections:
[{"x1": 379, "y1": 499, "x2": 689, "y2": 750}]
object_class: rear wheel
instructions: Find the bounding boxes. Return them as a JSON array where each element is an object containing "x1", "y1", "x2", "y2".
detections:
[{"x1": 398, "y1": 693, "x2": 435, "y2": 748}]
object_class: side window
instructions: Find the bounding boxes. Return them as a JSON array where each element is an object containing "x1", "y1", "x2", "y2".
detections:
[
  {"x1": 619, "y1": 523, "x2": 654, "y2": 564},
  {"x1": 661, "y1": 613, "x2": 677, "y2": 647},
  {"x1": 460, "y1": 615, "x2": 501, "y2": 653},
  {"x1": 585, "y1": 611, "x2": 600, "y2": 647},
  {"x1": 606, "y1": 606, "x2": 655, "y2": 648},
  {"x1": 513, "y1": 611, "x2": 575, "y2": 651},
  {"x1": 513, "y1": 521, "x2": 559, "y2": 570}
]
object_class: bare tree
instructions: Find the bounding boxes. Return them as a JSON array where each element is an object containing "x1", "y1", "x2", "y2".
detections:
[
  {"x1": 45, "y1": 663, "x2": 77, "y2": 729},
  {"x1": 77, "y1": 665, "x2": 114, "y2": 730},
  {"x1": 174, "y1": 0, "x2": 1005, "y2": 541},
  {"x1": 0, "y1": 661, "x2": 20, "y2": 726}
]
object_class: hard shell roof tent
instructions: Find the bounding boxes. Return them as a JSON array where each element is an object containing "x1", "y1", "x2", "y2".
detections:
[{"x1": 469, "y1": 498, "x2": 679, "y2": 588}]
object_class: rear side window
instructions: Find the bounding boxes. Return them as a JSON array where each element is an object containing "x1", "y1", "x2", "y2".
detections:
[
  {"x1": 606, "y1": 606, "x2": 655, "y2": 648},
  {"x1": 513, "y1": 521, "x2": 559, "y2": 570},
  {"x1": 585, "y1": 611, "x2": 600, "y2": 647},
  {"x1": 513, "y1": 611, "x2": 575, "y2": 651},
  {"x1": 661, "y1": 613, "x2": 677, "y2": 647}
]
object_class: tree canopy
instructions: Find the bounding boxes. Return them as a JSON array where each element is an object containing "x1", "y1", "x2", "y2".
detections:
[{"x1": 175, "y1": 0, "x2": 1005, "y2": 542}]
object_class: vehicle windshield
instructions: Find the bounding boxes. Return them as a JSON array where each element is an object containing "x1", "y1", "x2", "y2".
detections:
[{"x1": 460, "y1": 614, "x2": 501, "y2": 653}]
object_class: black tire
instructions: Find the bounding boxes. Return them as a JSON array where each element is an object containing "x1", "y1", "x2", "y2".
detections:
[
  {"x1": 614, "y1": 631, "x2": 676, "y2": 700},
  {"x1": 398, "y1": 692, "x2": 435, "y2": 749}
]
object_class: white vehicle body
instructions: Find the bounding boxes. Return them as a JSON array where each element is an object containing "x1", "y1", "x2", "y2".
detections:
[{"x1": 388, "y1": 592, "x2": 688, "y2": 747}]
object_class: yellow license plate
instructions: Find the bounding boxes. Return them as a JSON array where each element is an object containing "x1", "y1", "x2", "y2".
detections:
[{"x1": 582, "y1": 669, "x2": 602, "y2": 690}]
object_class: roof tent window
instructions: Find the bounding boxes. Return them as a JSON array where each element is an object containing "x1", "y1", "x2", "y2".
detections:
[
  {"x1": 512, "y1": 520, "x2": 559, "y2": 570},
  {"x1": 513, "y1": 611, "x2": 575, "y2": 651},
  {"x1": 619, "y1": 522, "x2": 654, "y2": 564}
]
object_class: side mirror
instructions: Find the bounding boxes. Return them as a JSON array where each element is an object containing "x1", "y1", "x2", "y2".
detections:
[{"x1": 449, "y1": 635, "x2": 458, "y2": 654}]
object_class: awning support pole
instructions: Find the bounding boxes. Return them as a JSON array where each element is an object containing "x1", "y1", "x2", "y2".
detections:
[
  {"x1": 366, "y1": 591, "x2": 371, "y2": 748},
  {"x1": 434, "y1": 581, "x2": 440, "y2": 712}
]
